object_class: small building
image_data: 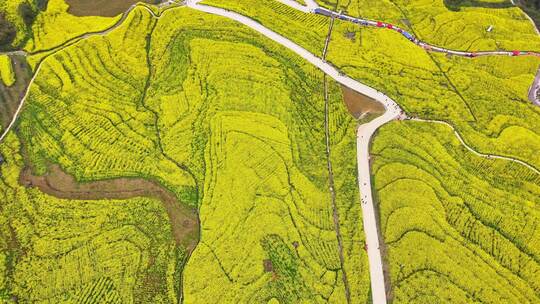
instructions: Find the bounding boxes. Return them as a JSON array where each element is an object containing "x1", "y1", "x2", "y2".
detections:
[{"x1": 487, "y1": 25, "x2": 493, "y2": 32}]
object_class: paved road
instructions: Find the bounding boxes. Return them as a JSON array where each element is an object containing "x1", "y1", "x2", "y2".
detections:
[
  {"x1": 186, "y1": 0, "x2": 401, "y2": 302},
  {"x1": 279, "y1": 0, "x2": 540, "y2": 59}
]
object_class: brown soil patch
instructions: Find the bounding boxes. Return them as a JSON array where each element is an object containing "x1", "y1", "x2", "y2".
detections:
[
  {"x1": 65, "y1": 0, "x2": 161, "y2": 17},
  {"x1": 0, "y1": 55, "x2": 32, "y2": 129},
  {"x1": 341, "y1": 85, "x2": 385, "y2": 119},
  {"x1": 19, "y1": 164, "x2": 199, "y2": 251}
]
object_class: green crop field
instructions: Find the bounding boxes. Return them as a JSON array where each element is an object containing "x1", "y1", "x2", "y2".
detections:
[
  {"x1": 0, "y1": 55, "x2": 14, "y2": 86},
  {"x1": 1, "y1": 4, "x2": 369, "y2": 303},
  {"x1": 371, "y1": 120, "x2": 540, "y2": 303}
]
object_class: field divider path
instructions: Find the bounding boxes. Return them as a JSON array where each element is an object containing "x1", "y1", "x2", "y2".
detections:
[
  {"x1": 322, "y1": 13, "x2": 352, "y2": 303},
  {"x1": 409, "y1": 118, "x2": 540, "y2": 175},
  {"x1": 186, "y1": 1, "x2": 405, "y2": 303}
]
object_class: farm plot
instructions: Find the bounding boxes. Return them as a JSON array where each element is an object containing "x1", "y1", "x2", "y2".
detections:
[
  {"x1": 17, "y1": 6, "x2": 197, "y2": 204},
  {"x1": 148, "y1": 8, "x2": 369, "y2": 303},
  {"x1": 328, "y1": 19, "x2": 540, "y2": 169},
  {"x1": 0, "y1": 133, "x2": 183, "y2": 303},
  {"x1": 371, "y1": 121, "x2": 540, "y2": 303}
]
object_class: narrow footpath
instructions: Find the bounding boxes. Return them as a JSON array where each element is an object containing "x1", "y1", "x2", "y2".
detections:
[{"x1": 321, "y1": 13, "x2": 352, "y2": 303}]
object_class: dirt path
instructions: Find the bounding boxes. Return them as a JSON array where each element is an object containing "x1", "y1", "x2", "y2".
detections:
[{"x1": 20, "y1": 164, "x2": 199, "y2": 250}]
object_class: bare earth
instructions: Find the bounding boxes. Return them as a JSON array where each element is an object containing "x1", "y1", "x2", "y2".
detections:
[
  {"x1": 341, "y1": 85, "x2": 385, "y2": 119},
  {"x1": 20, "y1": 164, "x2": 199, "y2": 251},
  {"x1": 65, "y1": 0, "x2": 160, "y2": 17}
]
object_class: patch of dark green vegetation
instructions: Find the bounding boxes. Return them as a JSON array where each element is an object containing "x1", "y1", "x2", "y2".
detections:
[
  {"x1": 0, "y1": 13, "x2": 16, "y2": 50},
  {"x1": 516, "y1": 0, "x2": 540, "y2": 28},
  {"x1": 256, "y1": 234, "x2": 314, "y2": 303},
  {"x1": 0, "y1": 0, "x2": 49, "y2": 51}
]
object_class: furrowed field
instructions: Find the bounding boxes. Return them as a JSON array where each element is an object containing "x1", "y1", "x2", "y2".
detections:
[
  {"x1": 149, "y1": 8, "x2": 368, "y2": 303},
  {"x1": 371, "y1": 121, "x2": 540, "y2": 303},
  {"x1": 1, "y1": 4, "x2": 369, "y2": 303}
]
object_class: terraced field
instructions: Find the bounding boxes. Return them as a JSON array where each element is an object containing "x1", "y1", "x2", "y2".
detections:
[
  {"x1": 1, "y1": 0, "x2": 539, "y2": 302},
  {"x1": 1, "y1": 4, "x2": 370, "y2": 303},
  {"x1": 0, "y1": 133, "x2": 184, "y2": 303},
  {"x1": 371, "y1": 121, "x2": 540, "y2": 303},
  {"x1": 148, "y1": 8, "x2": 368, "y2": 303}
]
